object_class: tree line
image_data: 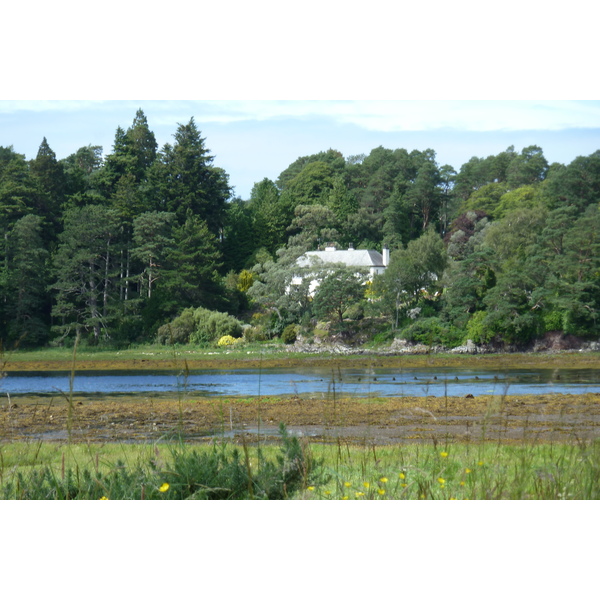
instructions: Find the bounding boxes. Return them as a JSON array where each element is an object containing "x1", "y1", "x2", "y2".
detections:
[{"x1": 1, "y1": 109, "x2": 598, "y2": 348}]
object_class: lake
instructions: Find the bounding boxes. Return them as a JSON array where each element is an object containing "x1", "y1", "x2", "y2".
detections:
[{"x1": 2, "y1": 367, "x2": 600, "y2": 397}]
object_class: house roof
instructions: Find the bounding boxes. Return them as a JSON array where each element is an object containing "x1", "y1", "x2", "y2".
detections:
[{"x1": 297, "y1": 248, "x2": 385, "y2": 269}]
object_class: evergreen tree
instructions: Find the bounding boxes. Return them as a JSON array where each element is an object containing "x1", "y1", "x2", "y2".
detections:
[
  {"x1": 29, "y1": 137, "x2": 66, "y2": 237},
  {"x1": 150, "y1": 118, "x2": 231, "y2": 234},
  {"x1": 51, "y1": 205, "x2": 122, "y2": 344},
  {"x1": 2, "y1": 215, "x2": 50, "y2": 346},
  {"x1": 163, "y1": 213, "x2": 225, "y2": 311}
]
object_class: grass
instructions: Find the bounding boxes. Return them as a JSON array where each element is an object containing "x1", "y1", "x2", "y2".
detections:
[
  {"x1": 3, "y1": 341, "x2": 599, "y2": 370},
  {"x1": 1, "y1": 436, "x2": 598, "y2": 500},
  {"x1": 0, "y1": 424, "x2": 322, "y2": 500}
]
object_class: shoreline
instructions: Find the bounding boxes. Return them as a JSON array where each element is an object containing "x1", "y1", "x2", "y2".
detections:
[{"x1": 2, "y1": 348, "x2": 599, "y2": 372}]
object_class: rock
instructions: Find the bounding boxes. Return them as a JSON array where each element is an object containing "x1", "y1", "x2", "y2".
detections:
[{"x1": 450, "y1": 339, "x2": 478, "y2": 354}]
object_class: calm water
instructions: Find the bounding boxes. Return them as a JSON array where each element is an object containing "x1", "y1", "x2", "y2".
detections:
[{"x1": 2, "y1": 367, "x2": 600, "y2": 397}]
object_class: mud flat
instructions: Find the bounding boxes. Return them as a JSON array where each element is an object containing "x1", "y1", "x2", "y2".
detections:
[{"x1": 2, "y1": 390, "x2": 599, "y2": 446}]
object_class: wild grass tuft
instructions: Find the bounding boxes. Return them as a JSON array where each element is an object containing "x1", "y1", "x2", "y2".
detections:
[{"x1": 0, "y1": 424, "x2": 326, "y2": 500}]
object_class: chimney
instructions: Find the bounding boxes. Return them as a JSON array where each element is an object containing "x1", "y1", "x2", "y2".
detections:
[{"x1": 382, "y1": 245, "x2": 390, "y2": 267}]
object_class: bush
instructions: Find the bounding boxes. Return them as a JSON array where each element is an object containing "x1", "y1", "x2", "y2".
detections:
[
  {"x1": 464, "y1": 311, "x2": 489, "y2": 344},
  {"x1": 156, "y1": 308, "x2": 196, "y2": 344},
  {"x1": 217, "y1": 335, "x2": 243, "y2": 347},
  {"x1": 281, "y1": 324, "x2": 298, "y2": 345},
  {"x1": 157, "y1": 307, "x2": 243, "y2": 345},
  {"x1": 400, "y1": 317, "x2": 463, "y2": 347},
  {"x1": 243, "y1": 326, "x2": 267, "y2": 343}
]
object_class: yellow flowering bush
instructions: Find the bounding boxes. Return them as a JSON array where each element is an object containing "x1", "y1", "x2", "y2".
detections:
[{"x1": 217, "y1": 335, "x2": 243, "y2": 346}]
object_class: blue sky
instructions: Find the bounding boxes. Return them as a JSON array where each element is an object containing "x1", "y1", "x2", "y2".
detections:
[{"x1": 2, "y1": 100, "x2": 600, "y2": 200}]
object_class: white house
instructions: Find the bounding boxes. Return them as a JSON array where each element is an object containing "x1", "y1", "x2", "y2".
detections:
[{"x1": 291, "y1": 244, "x2": 390, "y2": 295}]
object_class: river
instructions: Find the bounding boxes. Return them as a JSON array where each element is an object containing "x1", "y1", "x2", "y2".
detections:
[{"x1": 2, "y1": 367, "x2": 600, "y2": 397}]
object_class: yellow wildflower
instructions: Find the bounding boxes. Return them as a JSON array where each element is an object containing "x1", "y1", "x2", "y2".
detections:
[
  {"x1": 399, "y1": 473, "x2": 406, "y2": 480},
  {"x1": 159, "y1": 483, "x2": 170, "y2": 493},
  {"x1": 401, "y1": 483, "x2": 408, "y2": 488},
  {"x1": 465, "y1": 468, "x2": 472, "y2": 474},
  {"x1": 307, "y1": 486, "x2": 315, "y2": 492},
  {"x1": 324, "y1": 491, "x2": 331, "y2": 496},
  {"x1": 440, "y1": 451, "x2": 449, "y2": 458},
  {"x1": 477, "y1": 461, "x2": 484, "y2": 466},
  {"x1": 460, "y1": 481, "x2": 466, "y2": 486},
  {"x1": 356, "y1": 491, "x2": 365, "y2": 497},
  {"x1": 379, "y1": 477, "x2": 388, "y2": 483},
  {"x1": 99, "y1": 496, "x2": 109, "y2": 500},
  {"x1": 342, "y1": 496, "x2": 349, "y2": 500},
  {"x1": 344, "y1": 481, "x2": 352, "y2": 488},
  {"x1": 437, "y1": 477, "x2": 446, "y2": 485},
  {"x1": 363, "y1": 482, "x2": 370, "y2": 489},
  {"x1": 378, "y1": 489, "x2": 386, "y2": 496}
]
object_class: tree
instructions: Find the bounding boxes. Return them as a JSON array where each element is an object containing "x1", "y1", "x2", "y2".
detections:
[
  {"x1": 247, "y1": 178, "x2": 289, "y2": 254},
  {"x1": 442, "y1": 247, "x2": 497, "y2": 329},
  {"x1": 131, "y1": 211, "x2": 176, "y2": 300},
  {"x1": 3, "y1": 215, "x2": 50, "y2": 346},
  {"x1": 29, "y1": 137, "x2": 66, "y2": 236},
  {"x1": 51, "y1": 205, "x2": 122, "y2": 344},
  {"x1": 221, "y1": 197, "x2": 257, "y2": 272},
  {"x1": 60, "y1": 145, "x2": 104, "y2": 207},
  {"x1": 276, "y1": 149, "x2": 344, "y2": 190},
  {"x1": 542, "y1": 150, "x2": 600, "y2": 211},
  {"x1": 97, "y1": 111, "x2": 158, "y2": 220},
  {"x1": 281, "y1": 161, "x2": 336, "y2": 208},
  {"x1": 327, "y1": 174, "x2": 358, "y2": 223},
  {"x1": 0, "y1": 146, "x2": 37, "y2": 226},
  {"x1": 150, "y1": 118, "x2": 231, "y2": 234},
  {"x1": 506, "y1": 145, "x2": 548, "y2": 188},
  {"x1": 375, "y1": 229, "x2": 447, "y2": 328},
  {"x1": 404, "y1": 158, "x2": 442, "y2": 233},
  {"x1": 247, "y1": 245, "x2": 313, "y2": 331},
  {"x1": 162, "y1": 213, "x2": 225, "y2": 312},
  {"x1": 285, "y1": 204, "x2": 340, "y2": 251},
  {"x1": 311, "y1": 268, "x2": 366, "y2": 325}
]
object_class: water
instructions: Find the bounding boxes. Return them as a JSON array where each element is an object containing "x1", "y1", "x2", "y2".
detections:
[{"x1": 2, "y1": 367, "x2": 600, "y2": 397}]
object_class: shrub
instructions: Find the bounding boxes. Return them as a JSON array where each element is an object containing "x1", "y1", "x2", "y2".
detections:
[
  {"x1": 281, "y1": 324, "x2": 298, "y2": 345},
  {"x1": 156, "y1": 308, "x2": 196, "y2": 344},
  {"x1": 217, "y1": 335, "x2": 243, "y2": 347},
  {"x1": 157, "y1": 307, "x2": 243, "y2": 345},
  {"x1": 243, "y1": 325, "x2": 267, "y2": 343},
  {"x1": 542, "y1": 310, "x2": 564, "y2": 333},
  {"x1": 464, "y1": 311, "x2": 489, "y2": 344},
  {"x1": 190, "y1": 308, "x2": 243, "y2": 344},
  {"x1": 400, "y1": 317, "x2": 463, "y2": 347}
]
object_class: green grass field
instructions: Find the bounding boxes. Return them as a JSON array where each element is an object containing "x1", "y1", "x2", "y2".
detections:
[{"x1": 2, "y1": 436, "x2": 598, "y2": 500}]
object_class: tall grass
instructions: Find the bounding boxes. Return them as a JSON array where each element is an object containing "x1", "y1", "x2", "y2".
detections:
[
  {"x1": 0, "y1": 424, "x2": 324, "y2": 500},
  {"x1": 1, "y1": 436, "x2": 598, "y2": 500}
]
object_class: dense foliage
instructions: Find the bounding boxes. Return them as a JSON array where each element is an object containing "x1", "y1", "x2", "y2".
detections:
[{"x1": 1, "y1": 111, "x2": 599, "y2": 349}]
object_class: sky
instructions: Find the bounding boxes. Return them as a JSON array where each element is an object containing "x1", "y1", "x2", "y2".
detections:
[{"x1": 2, "y1": 99, "x2": 600, "y2": 199}]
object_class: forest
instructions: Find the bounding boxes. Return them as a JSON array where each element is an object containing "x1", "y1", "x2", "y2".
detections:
[{"x1": 0, "y1": 109, "x2": 599, "y2": 350}]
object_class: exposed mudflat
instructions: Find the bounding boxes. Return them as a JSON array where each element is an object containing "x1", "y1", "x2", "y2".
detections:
[{"x1": 2, "y1": 391, "x2": 599, "y2": 445}]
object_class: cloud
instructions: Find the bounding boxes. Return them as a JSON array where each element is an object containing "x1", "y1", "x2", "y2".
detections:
[
  {"x1": 149, "y1": 100, "x2": 600, "y2": 133},
  {"x1": 4, "y1": 100, "x2": 600, "y2": 134}
]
